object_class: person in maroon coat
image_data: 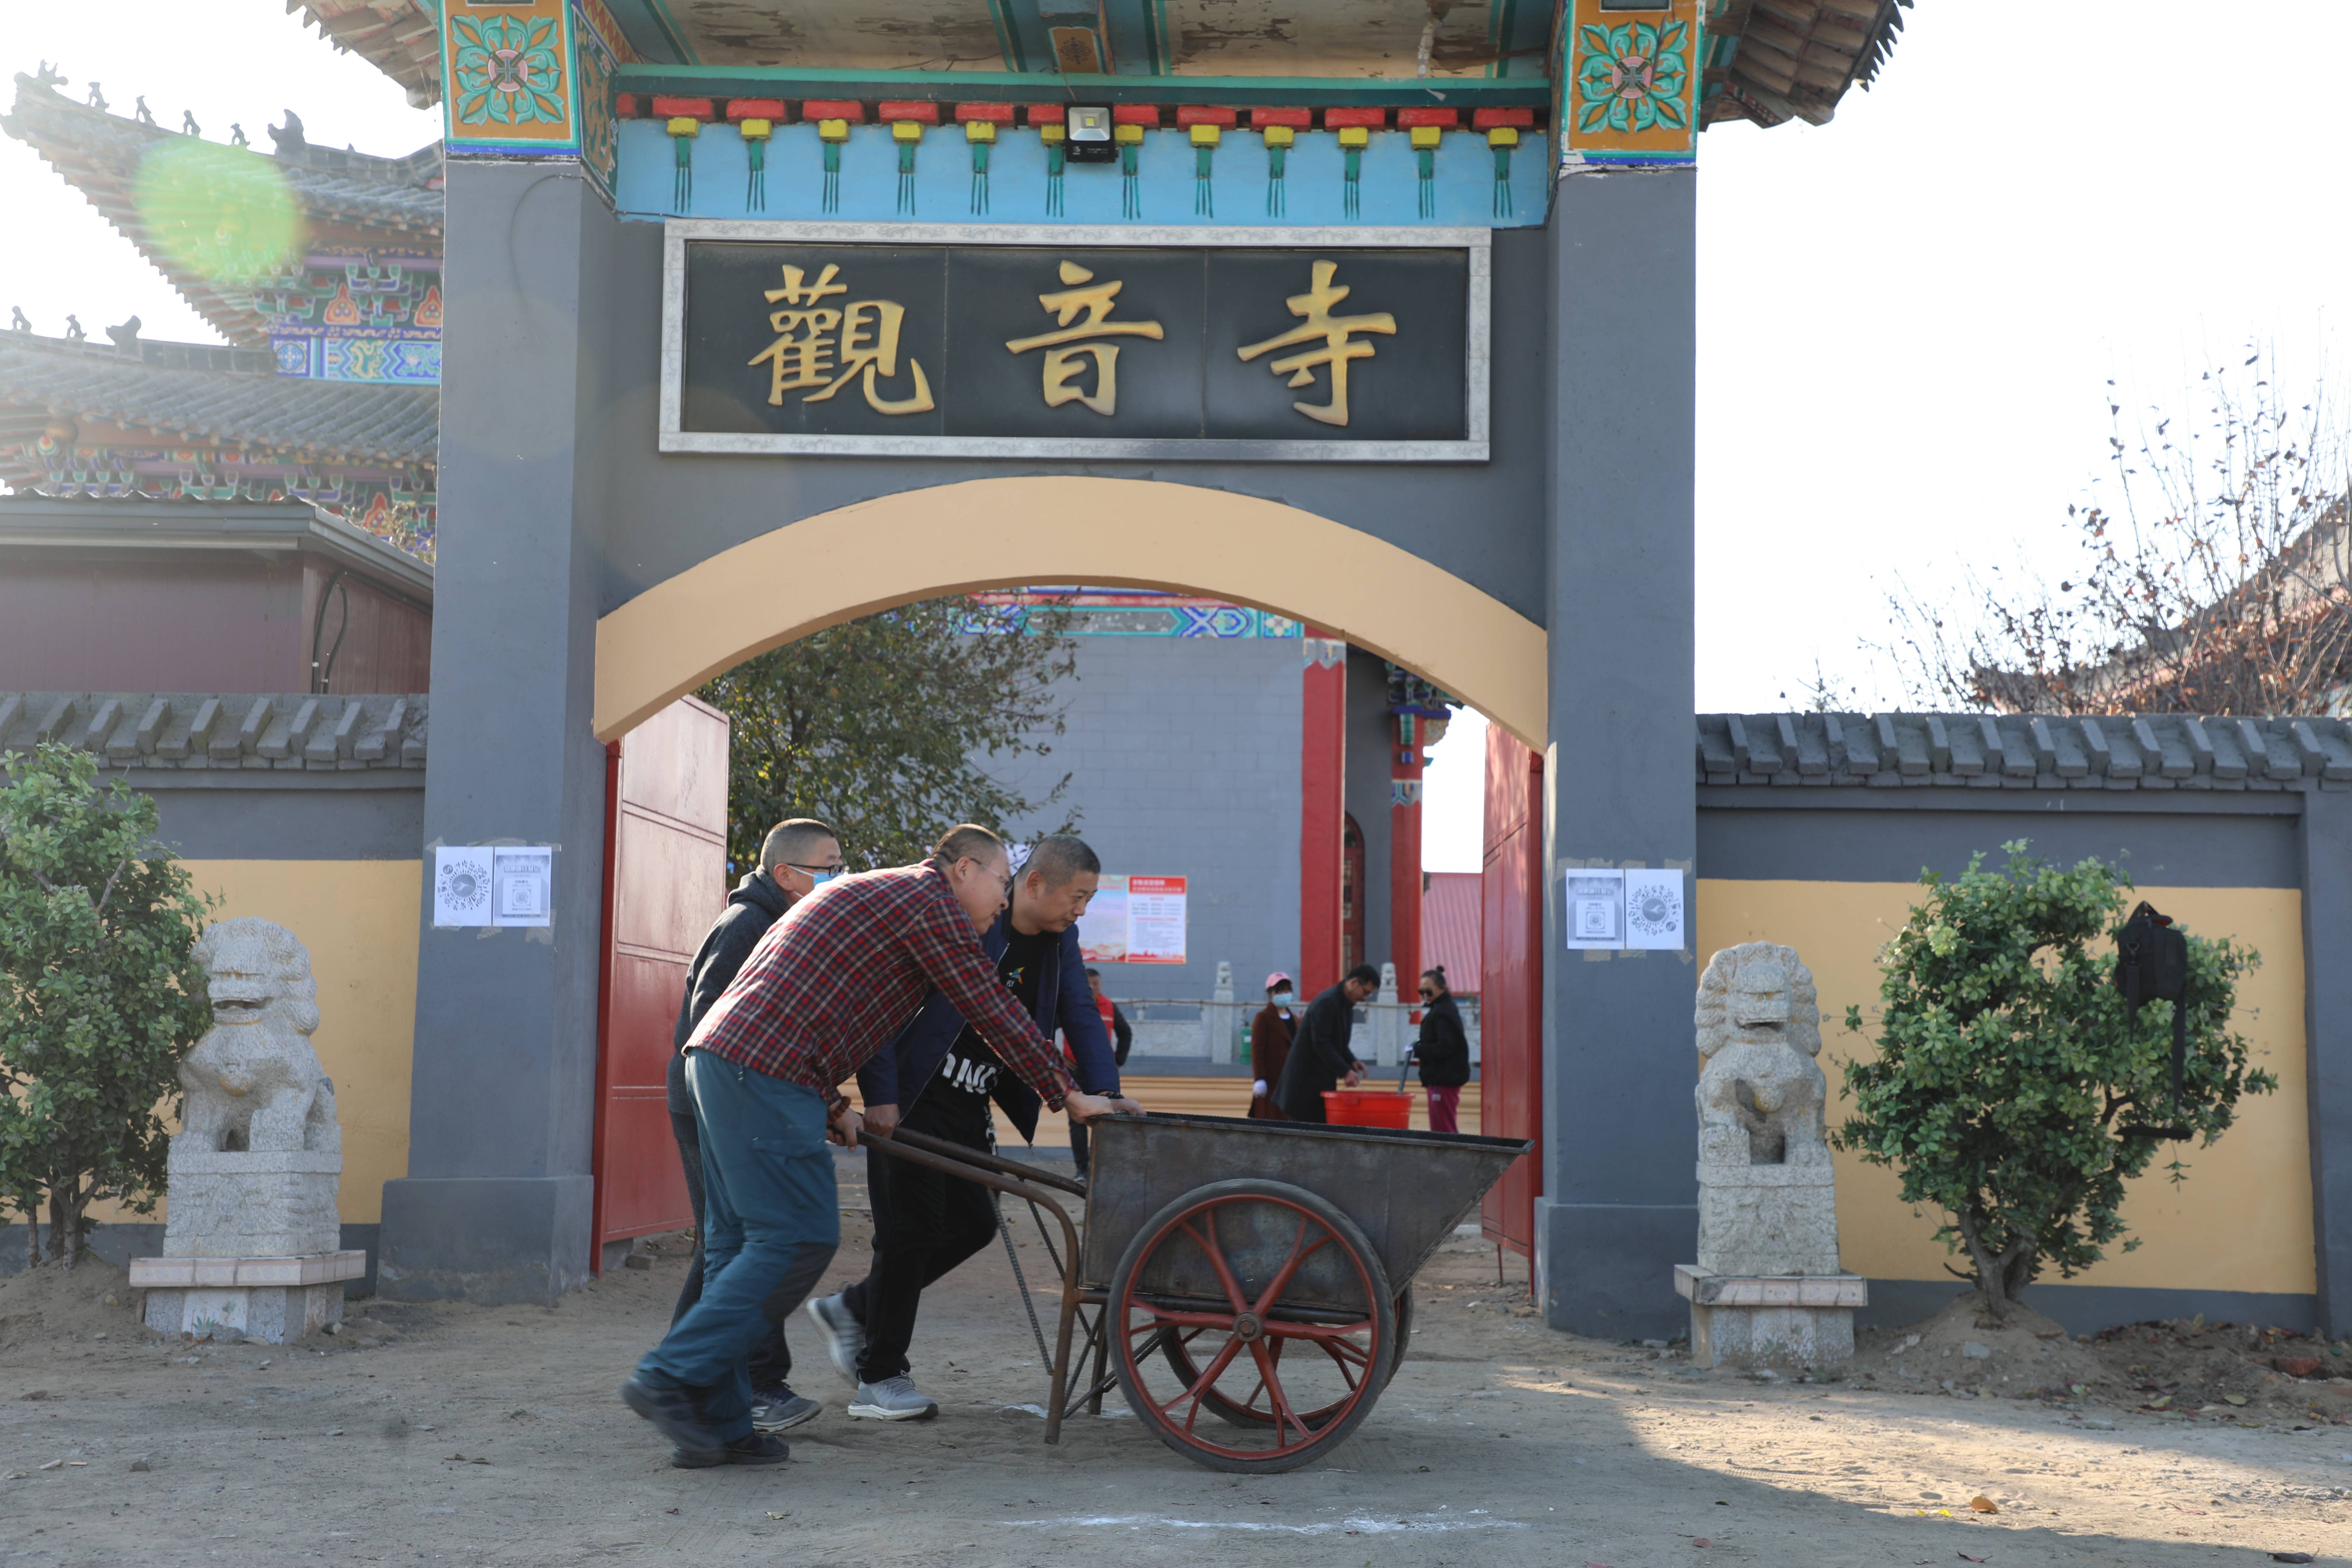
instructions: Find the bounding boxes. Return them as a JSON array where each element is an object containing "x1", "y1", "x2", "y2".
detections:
[{"x1": 1247, "y1": 971, "x2": 1297, "y2": 1119}]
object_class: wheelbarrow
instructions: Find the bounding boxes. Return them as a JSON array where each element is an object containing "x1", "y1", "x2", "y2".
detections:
[{"x1": 858, "y1": 1111, "x2": 1530, "y2": 1473}]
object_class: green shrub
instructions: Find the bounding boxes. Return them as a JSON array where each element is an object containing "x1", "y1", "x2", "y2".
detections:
[
  {"x1": 1833, "y1": 841, "x2": 2273, "y2": 1318},
  {"x1": 0, "y1": 745, "x2": 214, "y2": 1267}
]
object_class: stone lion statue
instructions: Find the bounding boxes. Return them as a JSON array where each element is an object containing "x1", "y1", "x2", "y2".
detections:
[
  {"x1": 1693, "y1": 941, "x2": 1827, "y2": 1167},
  {"x1": 178, "y1": 918, "x2": 340, "y2": 1156}
]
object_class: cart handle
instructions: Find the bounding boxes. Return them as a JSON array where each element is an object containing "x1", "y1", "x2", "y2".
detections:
[
  {"x1": 880, "y1": 1124, "x2": 1091, "y2": 1199},
  {"x1": 856, "y1": 1126, "x2": 1089, "y2": 1446}
]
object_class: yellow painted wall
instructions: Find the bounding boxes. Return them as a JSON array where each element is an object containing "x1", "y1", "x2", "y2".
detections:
[
  {"x1": 89, "y1": 860, "x2": 420, "y2": 1229},
  {"x1": 1698, "y1": 878, "x2": 2312, "y2": 1297}
]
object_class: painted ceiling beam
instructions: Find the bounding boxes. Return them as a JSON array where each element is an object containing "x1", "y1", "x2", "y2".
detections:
[
  {"x1": 600, "y1": 0, "x2": 697, "y2": 65},
  {"x1": 614, "y1": 65, "x2": 1551, "y2": 106}
]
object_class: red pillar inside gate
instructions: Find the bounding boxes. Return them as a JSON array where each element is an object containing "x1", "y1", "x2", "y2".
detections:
[
  {"x1": 1299, "y1": 631, "x2": 1347, "y2": 996},
  {"x1": 1389, "y1": 718, "x2": 1425, "y2": 992}
]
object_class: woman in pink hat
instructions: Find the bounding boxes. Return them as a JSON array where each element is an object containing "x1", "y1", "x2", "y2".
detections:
[{"x1": 1247, "y1": 972, "x2": 1297, "y2": 1120}]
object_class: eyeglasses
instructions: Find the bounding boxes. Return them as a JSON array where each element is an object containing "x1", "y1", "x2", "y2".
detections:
[
  {"x1": 1417, "y1": 987, "x2": 1437, "y2": 998},
  {"x1": 782, "y1": 859, "x2": 846, "y2": 879},
  {"x1": 960, "y1": 856, "x2": 1015, "y2": 895}
]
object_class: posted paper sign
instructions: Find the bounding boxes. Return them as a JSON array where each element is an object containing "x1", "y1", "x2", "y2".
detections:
[
  {"x1": 1077, "y1": 874, "x2": 1188, "y2": 965},
  {"x1": 1561, "y1": 869, "x2": 1624, "y2": 951},
  {"x1": 493, "y1": 846, "x2": 554, "y2": 928},
  {"x1": 1623, "y1": 868, "x2": 1686, "y2": 951},
  {"x1": 1123, "y1": 876, "x2": 1188, "y2": 965},
  {"x1": 1076, "y1": 876, "x2": 1129, "y2": 963},
  {"x1": 433, "y1": 846, "x2": 494, "y2": 927}
]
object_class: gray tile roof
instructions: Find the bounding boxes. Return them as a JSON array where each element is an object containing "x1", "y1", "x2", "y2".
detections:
[
  {"x1": 1698, "y1": 712, "x2": 2352, "y2": 792},
  {"x1": 0, "y1": 693, "x2": 427, "y2": 773},
  {"x1": 0, "y1": 332, "x2": 437, "y2": 463},
  {"x1": 5, "y1": 74, "x2": 441, "y2": 345}
]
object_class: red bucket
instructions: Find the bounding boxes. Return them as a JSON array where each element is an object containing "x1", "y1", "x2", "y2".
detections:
[{"x1": 1321, "y1": 1088, "x2": 1412, "y2": 1130}]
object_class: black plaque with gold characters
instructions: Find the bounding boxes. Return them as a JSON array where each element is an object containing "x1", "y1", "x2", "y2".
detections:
[{"x1": 663, "y1": 225, "x2": 1486, "y2": 460}]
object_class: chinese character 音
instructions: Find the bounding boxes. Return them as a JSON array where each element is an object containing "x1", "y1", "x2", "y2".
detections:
[
  {"x1": 1003, "y1": 260, "x2": 1165, "y2": 417},
  {"x1": 1236, "y1": 259, "x2": 1395, "y2": 428},
  {"x1": 749, "y1": 262, "x2": 935, "y2": 415}
]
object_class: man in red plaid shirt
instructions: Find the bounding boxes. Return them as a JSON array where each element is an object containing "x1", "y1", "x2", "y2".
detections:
[{"x1": 622, "y1": 824, "x2": 1120, "y2": 1466}]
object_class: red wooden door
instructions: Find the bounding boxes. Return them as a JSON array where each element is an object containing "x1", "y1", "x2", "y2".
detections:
[
  {"x1": 1479, "y1": 724, "x2": 1543, "y2": 1260},
  {"x1": 593, "y1": 695, "x2": 730, "y2": 1269}
]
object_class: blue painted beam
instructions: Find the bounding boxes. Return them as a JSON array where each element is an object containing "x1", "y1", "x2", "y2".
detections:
[
  {"x1": 614, "y1": 64, "x2": 1552, "y2": 107},
  {"x1": 1098, "y1": 0, "x2": 1170, "y2": 75},
  {"x1": 600, "y1": 0, "x2": 696, "y2": 65}
]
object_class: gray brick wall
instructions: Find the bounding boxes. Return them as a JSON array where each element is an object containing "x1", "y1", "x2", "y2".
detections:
[{"x1": 986, "y1": 633, "x2": 1304, "y2": 1007}]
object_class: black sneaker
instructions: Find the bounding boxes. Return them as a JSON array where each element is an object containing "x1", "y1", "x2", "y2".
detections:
[
  {"x1": 750, "y1": 1385, "x2": 822, "y2": 1433},
  {"x1": 671, "y1": 1432, "x2": 790, "y2": 1469},
  {"x1": 620, "y1": 1374, "x2": 726, "y2": 1461}
]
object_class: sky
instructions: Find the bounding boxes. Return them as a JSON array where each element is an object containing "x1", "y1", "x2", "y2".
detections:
[{"x1": 5, "y1": 2, "x2": 2350, "y2": 873}]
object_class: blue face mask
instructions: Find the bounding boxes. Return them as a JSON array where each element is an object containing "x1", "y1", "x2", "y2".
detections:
[{"x1": 1272, "y1": 990, "x2": 1294, "y2": 1006}]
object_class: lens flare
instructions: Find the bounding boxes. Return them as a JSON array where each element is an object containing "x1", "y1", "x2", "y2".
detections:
[{"x1": 133, "y1": 138, "x2": 306, "y2": 285}]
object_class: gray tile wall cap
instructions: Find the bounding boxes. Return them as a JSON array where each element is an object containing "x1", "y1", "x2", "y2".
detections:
[
  {"x1": 0, "y1": 693, "x2": 426, "y2": 772},
  {"x1": 1698, "y1": 713, "x2": 2352, "y2": 792}
]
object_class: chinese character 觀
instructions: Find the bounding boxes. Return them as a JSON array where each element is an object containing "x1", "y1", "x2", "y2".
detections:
[
  {"x1": 749, "y1": 262, "x2": 935, "y2": 415},
  {"x1": 1003, "y1": 259, "x2": 1165, "y2": 417},
  {"x1": 1235, "y1": 259, "x2": 1395, "y2": 428}
]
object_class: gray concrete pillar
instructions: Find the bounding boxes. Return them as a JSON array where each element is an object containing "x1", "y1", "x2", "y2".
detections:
[
  {"x1": 2302, "y1": 788, "x2": 2352, "y2": 1336},
  {"x1": 377, "y1": 163, "x2": 616, "y2": 1303},
  {"x1": 1536, "y1": 168, "x2": 1700, "y2": 1339}
]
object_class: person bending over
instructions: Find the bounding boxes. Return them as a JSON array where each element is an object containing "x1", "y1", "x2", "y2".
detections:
[
  {"x1": 621, "y1": 825, "x2": 1119, "y2": 1469},
  {"x1": 807, "y1": 835, "x2": 1139, "y2": 1420},
  {"x1": 1274, "y1": 964, "x2": 1378, "y2": 1124},
  {"x1": 666, "y1": 818, "x2": 843, "y2": 1436}
]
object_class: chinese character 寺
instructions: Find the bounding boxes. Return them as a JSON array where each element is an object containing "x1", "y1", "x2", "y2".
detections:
[
  {"x1": 748, "y1": 262, "x2": 935, "y2": 415},
  {"x1": 1003, "y1": 260, "x2": 1165, "y2": 417},
  {"x1": 1235, "y1": 259, "x2": 1395, "y2": 428}
]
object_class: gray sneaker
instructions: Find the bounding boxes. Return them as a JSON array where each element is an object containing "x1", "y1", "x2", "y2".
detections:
[
  {"x1": 848, "y1": 1375, "x2": 938, "y2": 1422},
  {"x1": 749, "y1": 1386, "x2": 821, "y2": 1433},
  {"x1": 805, "y1": 1293, "x2": 864, "y2": 1387}
]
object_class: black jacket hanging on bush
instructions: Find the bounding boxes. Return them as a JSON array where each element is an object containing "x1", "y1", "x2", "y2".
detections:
[{"x1": 2114, "y1": 901, "x2": 2191, "y2": 1139}]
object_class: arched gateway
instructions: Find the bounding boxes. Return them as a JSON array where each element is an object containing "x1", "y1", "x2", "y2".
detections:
[
  {"x1": 370, "y1": 0, "x2": 1893, "y2": 1341},
  {"x1": 593, "y1": 476, "x2": 1546, "y2": 746}
]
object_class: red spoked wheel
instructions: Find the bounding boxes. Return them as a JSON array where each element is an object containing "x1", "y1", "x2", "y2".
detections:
[
  {"x1": 1161, "y1": 1283, "x2": 1414, "y2": 1428},
  {"x1": 1110, "y1": 1178, "x2": 1395, "y2": 1473}
]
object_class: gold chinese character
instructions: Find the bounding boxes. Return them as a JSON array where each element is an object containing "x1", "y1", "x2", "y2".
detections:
[
  {"x1": 1003, "y1": 260, "x2": 1165, "y2": 417},
  {"x1": 1235, "y1": 259, "x2": 1396, "y2": 428},
  {"x1": 749, "y1": 262, "x2": 935, "y2": 416}
]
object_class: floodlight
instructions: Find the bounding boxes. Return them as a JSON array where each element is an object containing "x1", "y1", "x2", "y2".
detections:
[{"x1": 1066, "y1": 104, "x2": 1117, "y2": 163}]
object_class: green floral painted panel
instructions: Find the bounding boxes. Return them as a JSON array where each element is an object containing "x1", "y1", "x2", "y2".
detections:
[
  {"x1": 451, "y1": 14, "x2": 568, "y2": 128},
  {"x1": 1575, "y1": 19, "x2": 1690, "y2": 135}
]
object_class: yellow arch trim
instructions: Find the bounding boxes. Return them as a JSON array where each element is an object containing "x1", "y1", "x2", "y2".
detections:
[{"x1": 594, "y1": 476, "x2": 1547, "y2": 746}]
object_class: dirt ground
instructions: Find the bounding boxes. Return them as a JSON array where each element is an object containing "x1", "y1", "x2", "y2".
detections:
[{"x1": 8, "y1": 1170, "x2": 2352, "y2": 1567}]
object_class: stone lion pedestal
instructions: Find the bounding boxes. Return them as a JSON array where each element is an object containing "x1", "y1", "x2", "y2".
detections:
[
  {"x1": 1672, "y1": 941, "x2": 1867, "y2": 1369},
  {"x1": 132, "y1": 919, "x2": 365, "y2": 1342}
]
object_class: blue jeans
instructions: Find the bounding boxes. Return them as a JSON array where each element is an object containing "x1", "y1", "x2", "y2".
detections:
[{"x1": 637, "y1": 1051, "x2": 839, "y2": 1441}]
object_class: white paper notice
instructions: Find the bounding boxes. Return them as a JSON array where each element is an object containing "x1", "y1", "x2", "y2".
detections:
[
  {"x1": 1623, "y1": 867, "x2": 1686, "y2": 951},
  {"x1": 433, "y1": 846, "x2": 494, "y2": 928},
  {"x1": 493, "y1": 846, "x2": 554, "y2": 928},
  {"x1": 1123, "y1": 875, "x2": 1188, "y2": 966},
  {"x1": 1561, "y1": 868, "x2": 1624, "y2": 951}
]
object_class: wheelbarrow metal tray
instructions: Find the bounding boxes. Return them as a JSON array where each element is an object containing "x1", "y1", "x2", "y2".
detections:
[{"x1": 1081, "y1": 1113, "x2": 1530, "y2": 1312}]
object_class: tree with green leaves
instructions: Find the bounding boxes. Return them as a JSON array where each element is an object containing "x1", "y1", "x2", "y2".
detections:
[
  {"x1": 0, "y1": 744, "x2": 216, "y2": 1268},
  {"x1": 699, "y1": 596, "x2": 1080, "y2": 874},
  {"x1": 1833, "y1": 841, "x2": 2272, "y2": 1320}
]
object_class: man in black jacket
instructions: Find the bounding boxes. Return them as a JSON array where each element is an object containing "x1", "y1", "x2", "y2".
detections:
[
  {"x1": 1408, "y1": 965, "x2": 1472, "y2": 1134},
  {"x1": 668, "y1": 817, "x2": 844, "y2": 1434},
  {"x1": 1275, "y1": 964, "x2": 1378, "y2": 1123}
]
